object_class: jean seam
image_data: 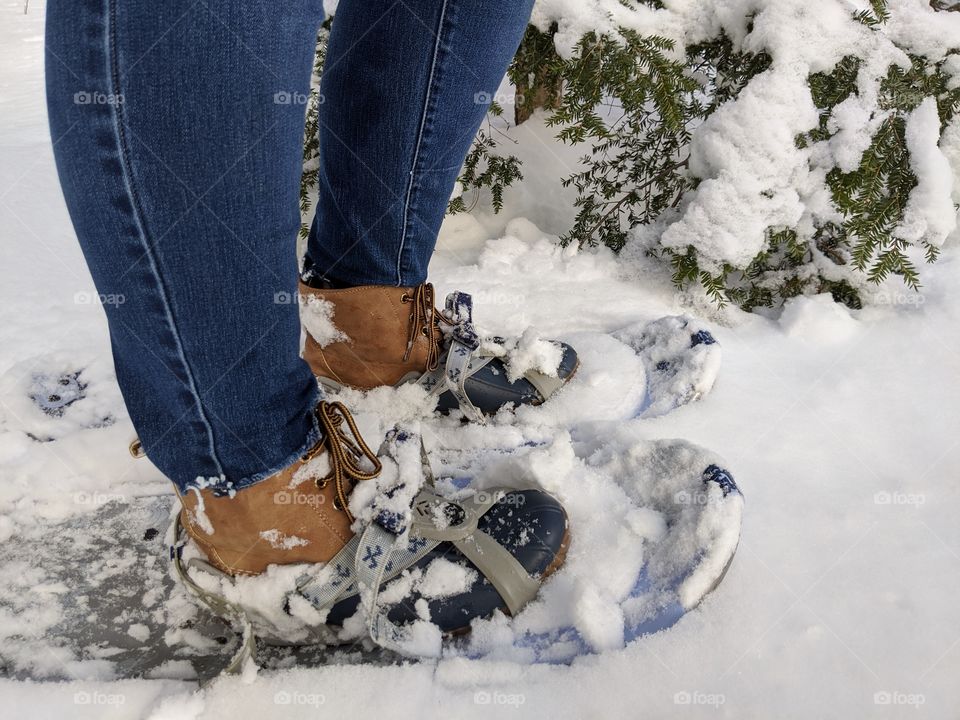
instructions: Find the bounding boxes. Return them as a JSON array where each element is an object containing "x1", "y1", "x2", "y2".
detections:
[
  {"x1": 106, "y1": 0, "x2": 226, "y2": 480},
  {"x1": 395, "y1": 0, "x2": 451, "y2": 287}
]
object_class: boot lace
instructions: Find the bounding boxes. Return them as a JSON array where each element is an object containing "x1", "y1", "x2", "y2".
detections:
[
  {"x1": 400, "y1": 283, "x2": 449, "y2": 372},
  {"x1": 305, "y1": 401, "x2": 382, "y2": 523}
]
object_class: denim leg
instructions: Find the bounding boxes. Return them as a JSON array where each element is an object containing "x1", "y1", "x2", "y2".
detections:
[
  {"x1": 46, "y1": 0, "x2": 325, "y2": 493},
  {"x1": 304, "y1": 0, "x2": 536, "y2": 287}
]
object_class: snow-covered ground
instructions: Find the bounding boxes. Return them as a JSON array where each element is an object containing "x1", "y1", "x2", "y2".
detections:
[{"x1": 3, "y1": 2, "x2": 960, "y2": 718}]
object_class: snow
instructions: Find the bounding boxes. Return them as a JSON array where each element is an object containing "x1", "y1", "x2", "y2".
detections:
[
  {"x1": 779, "y1": 293, "x2": 860, "y2": 343},
  {"x1": 943, "y1": 116, "x2": 960, "y2": 205},
  {"x1": 127, "y1": 624, "x2": 150, "y2": 643},
  {"x1": 897, "y1": 98, "x2": 957, "y2": 246},
  {"x1": 416, "y1": 558, "x2": 478, "y2": 600},
  {"x1": 299, "y1": 295, "x2": 346, "y2": 348},
  {"x1": 185, "y1": 487, "x2": 214, "y2": 536},
  {"x1": 501, "y1": 327, "x2": 563, "y2": 383},
  {"x1": 257, "y1": 530, "x2": 310, "y2": 550},
  {"x1": 3, "y1": 1, "x2": 960, "y2": 719}
]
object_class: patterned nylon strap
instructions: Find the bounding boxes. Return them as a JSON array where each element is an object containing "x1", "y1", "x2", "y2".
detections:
[
  {"x1": 352, "y1": 489, "x2": 541, "y2": 654},
  {"x1": 417, "y1": 290, "x2": 563, "y2": 420}
]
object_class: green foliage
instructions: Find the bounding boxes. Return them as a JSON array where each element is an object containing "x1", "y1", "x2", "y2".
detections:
[
  {"x1": 552, "y1": 0, "x2": 955, "y2": 310},
  {"x1": 447, "y1": 103, "x2": 523, "y2": 215},
  {"x1": 854, "y1": 0, "x2": 891, "y2": 27},
  {"x1": 301, "y1": 2, "x2": 959, "y2": 312},
  {"x1": 445, "y1": 24, "x2": 561, "y2": 217},
  {"x1": 688, "y1": 32, "x2": 774, "y2": 114},
  {"x1": 802, "y1": 55, "x2": 861, "y2": 145},
  {"x1": 673, "y1": 16, "x2": 959, "y2": 310},
  {"x1": 299, "y1": 20, "x2": 331, "y2": 241},
  {"x1": 670, "y1": 226, "x2": 863, "y2": 311},
  {"x1": 798, "y1": 51, "x2": 960, "y2": 296},
  {"x1": 510, "y1": 23, "x2": 564, "y2": 125},
  {"x1": 547, "y1": 30, "x2": 703, "y2": 251}
]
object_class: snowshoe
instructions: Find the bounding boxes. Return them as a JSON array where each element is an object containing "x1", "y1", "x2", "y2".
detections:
[{"x1": 300, "y1": 281, "x2": 579, "y2": 421}]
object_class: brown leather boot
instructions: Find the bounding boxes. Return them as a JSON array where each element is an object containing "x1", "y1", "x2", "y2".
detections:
[
  {"x1": 300, "y1": 281, "x2": 442, "y2": 391},
  {"x1": 299, "y1": 281, "x2": 580, "y2": 418},
  {"x1": 177, "y1": 402, "x2": 381, "y2": 576}
]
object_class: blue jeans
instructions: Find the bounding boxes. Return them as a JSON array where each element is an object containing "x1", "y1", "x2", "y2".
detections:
[{"x1": 46, "y1": 0, "x2": 534, "y2": 493}]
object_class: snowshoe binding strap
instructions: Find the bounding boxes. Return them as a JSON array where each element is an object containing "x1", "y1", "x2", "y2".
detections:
[
  {"x1": 294, "y1": 486, "x2": 543, "y2": 656},
  {"x1": 411, "y1": 285, "x2": 566, "y2": 419}
]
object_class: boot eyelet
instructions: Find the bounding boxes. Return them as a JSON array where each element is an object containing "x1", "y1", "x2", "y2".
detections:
[
  {"x1": 333, "y1": 497, "x2": 343, "y2": 510},
  {"x1": 401, "y1": 293, "x2": 412, "y2": 303},
  {"x1": 421, "y1": 327, "x2": 430, "y2": 336}
]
